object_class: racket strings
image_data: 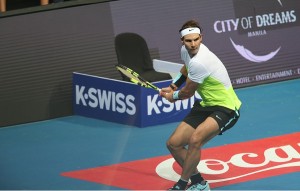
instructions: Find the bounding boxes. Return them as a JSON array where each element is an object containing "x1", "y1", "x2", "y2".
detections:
[
  {"x1": 117, "y1": 67, "x2": 147, "y2": 85},
  {"x1": 116, "y1": 65, "x2": 160, "y2": 91}
]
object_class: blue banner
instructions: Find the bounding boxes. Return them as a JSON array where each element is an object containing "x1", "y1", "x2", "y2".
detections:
[{"x1": 73, "y1": 72, "x2": 200, "y2": 127}]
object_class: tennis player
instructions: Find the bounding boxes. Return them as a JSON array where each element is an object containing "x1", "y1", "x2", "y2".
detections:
[{"x1": 160, "y1": 20, "x2": 242, "y2": 191}]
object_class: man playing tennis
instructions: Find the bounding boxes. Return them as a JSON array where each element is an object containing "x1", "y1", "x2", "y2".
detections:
[{"x1": 160, "y1": 20, "x2": 242, "y2": 191}]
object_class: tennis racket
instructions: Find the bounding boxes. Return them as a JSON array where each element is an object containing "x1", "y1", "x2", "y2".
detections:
[{"x1": 115, "y1": 64, "x2": 161, "y2": 92}]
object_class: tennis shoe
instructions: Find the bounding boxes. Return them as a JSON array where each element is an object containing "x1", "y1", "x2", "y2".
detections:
[
  {"x1": 168, "y1": 183, "x2": 184, "y2": 190},
  {"x1": 186, "y1": 181, "x2": 210, "y2": 191}
]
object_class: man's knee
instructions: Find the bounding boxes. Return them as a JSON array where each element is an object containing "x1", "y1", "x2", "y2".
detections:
[
  {"x1": 166, "y1": 138, "x2": 180, "y2": 151},
  {"x1": 166, "y1": 138, "x2": 174, "y2": 151},
  {"x1": 188, "y1": 135, "x2": 203, "y2": 149}
]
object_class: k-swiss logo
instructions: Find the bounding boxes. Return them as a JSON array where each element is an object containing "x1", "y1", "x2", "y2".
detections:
[
  {"x1": 75, "y1": 85, "x2": 136, "y2": 115},
  {"x1": 147, "y1": 94, "x2": 200, "y2": 115},
  {"x1": 61, "y1": 133, "x2": 300, "y2": 190}
]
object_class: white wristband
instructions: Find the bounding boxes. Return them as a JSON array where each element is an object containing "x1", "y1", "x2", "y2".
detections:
[{"x1": 173, "y1": 91, "x2": 180, "y2": 100}]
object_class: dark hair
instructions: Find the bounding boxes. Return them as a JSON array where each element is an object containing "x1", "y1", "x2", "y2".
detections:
[{"x1": 179, "y1": 20, "x2": 203, "y2": 34}]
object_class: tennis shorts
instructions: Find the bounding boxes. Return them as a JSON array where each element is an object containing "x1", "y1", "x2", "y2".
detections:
[{"x1": 183, "y1": 101, "x2": 240, "y2": 135}]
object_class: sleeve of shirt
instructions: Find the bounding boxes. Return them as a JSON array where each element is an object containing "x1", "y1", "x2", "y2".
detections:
[
  {"x1": 180, "y1": 46, "x2": 186, "y2": 62},
  {"x1": 188, "y1": 61, "x2": 210, "y2": 84}
]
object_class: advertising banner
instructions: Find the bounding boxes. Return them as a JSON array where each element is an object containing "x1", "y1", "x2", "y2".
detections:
[
  {"x1": 73, "y1": 72, "x2": 200, "y2": 127},
  {"x1": 110, "y1": 0, "x2": 300, "y2": 88}
]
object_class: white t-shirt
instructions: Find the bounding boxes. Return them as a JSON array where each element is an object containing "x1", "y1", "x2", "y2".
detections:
[{"x1": 181, "y1": 44, "x2": 241, "y2": 110}]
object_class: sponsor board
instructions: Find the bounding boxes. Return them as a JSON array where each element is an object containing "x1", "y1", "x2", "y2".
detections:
[
  {"x1": 61, "y1": 132, "x2": 300, "y2": 190},
  {"x1": 212, "y1": 0, "x2": 300, "y2": 87},
  {"x1": 232, "y1": 68, "x2": 300, "y2": 85},
  {"x1": 214, "y1": 0, "x2": 299, "y2": 63},
  {"x1": 73, "y1": 72, "x2": 200, "y2": 127}
]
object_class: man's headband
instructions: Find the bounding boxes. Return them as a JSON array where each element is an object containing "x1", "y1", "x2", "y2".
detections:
[{"x1": 180, "y1": 27, "x2": 201, "y2": 37}]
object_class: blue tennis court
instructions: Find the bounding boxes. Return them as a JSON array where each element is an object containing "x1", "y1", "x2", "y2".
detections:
[{"x1": 1, "y1": 79, "x2": 299, "y2": 190}]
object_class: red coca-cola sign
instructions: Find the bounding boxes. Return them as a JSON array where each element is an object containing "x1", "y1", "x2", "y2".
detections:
[{"x1": 62, "y1": 132, "x2": 300, "y2": 190}]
